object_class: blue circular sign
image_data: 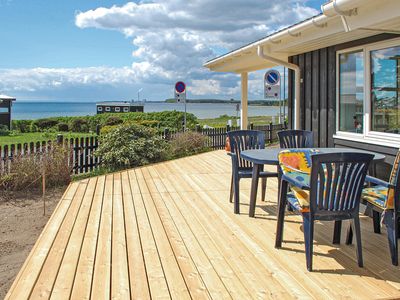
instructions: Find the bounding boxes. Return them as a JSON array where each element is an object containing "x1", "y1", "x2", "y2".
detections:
[
  {"x1": 175, "y1": 81, "x2": 186, "y2": 93},
  {"x1": 265, "y1": 70, "x2": 280, "y2": 86}
]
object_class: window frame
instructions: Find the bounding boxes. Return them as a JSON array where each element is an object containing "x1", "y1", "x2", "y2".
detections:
[
  {"x1": 97, "y1": 106, "x2": 103, "y2": 112},
  {"x1": 123, "y1": 107, "x2": 129, "y2": 112},
  {"x1": 335, "y1": 37, "x2": 400, "y2": 146},
  {"x1": 105, "y1": 106, "x2": 111, "y2": 112},
  {"x1": 115, "y1": 107, "x2": 121, "y2": 112}
]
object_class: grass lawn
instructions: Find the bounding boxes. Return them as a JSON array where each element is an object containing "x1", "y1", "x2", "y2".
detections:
[
  {"x1": 0, "y1": 132, "x2": 96, "y2": 147},
  {"x1": 198, "y1": 115, "x2": 277, "y2": 127}
]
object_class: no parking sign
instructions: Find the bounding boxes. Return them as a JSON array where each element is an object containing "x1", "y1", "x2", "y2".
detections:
[
  {"x1": 174, "y1": 81, "x2": 186, "y2": 103},
  {"x1": 264, "y1": 70, "x2": 281, "y2": 100}
]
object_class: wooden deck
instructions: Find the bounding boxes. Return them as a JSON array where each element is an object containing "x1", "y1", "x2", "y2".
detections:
[{"x1": 6, "y1": 150, "x2": 400, "y2": 299}]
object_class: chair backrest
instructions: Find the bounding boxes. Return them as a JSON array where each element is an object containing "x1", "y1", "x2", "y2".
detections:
[
  {"x1": 278, "y1": 130, "x2": 314, "y2": 148},
  {"x1": 389, "y1": 149, "x2": 400, "y2": 210},
  {"x1": 227, "y1": 130, "x2": 265, "y2": 169},
  {"x1": 308, "y1": 152, "x2": 373, "y2": 218}
]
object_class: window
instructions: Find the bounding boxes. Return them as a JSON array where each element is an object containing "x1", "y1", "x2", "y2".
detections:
[
  {"x1": 105, "y1": 106, "x2": 111, "y2": 112},
  {"x1": 115, "y1": 107, "x2": 121, "y2": 112},
  {"x1": 97, "y1": 106, "x2": 103, "y2": 112},
  {"x1": 370, "y1": 45, "x2": 400, "y2": 134},
  {"x1": 0, "y1": 107, "x2": 9, "y2": 113},
  {"x1": 123, "y1": 107, "x2": 129, "y2": 112},
  {"x1": 336, "y1": 38, "x2": 400, "y2": 145},
  {"x1": 338, "y1": 50, "x2": 364, "y2": 133}
]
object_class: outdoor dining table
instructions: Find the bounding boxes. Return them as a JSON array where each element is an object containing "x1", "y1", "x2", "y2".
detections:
[{"x1": 240, "y1": 147, "x2": 386, "y2": 218}]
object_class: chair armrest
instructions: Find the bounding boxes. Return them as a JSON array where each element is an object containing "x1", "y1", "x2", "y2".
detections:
[
  {"x1": 365, "y1": 175, "x2": 394, "y2": 188},
  {"x1": 281, "y1": 173, "x2": 310, "y2": 190},
  {"x1": 227, "y1": 152, "x2": 234, "y2": 157}
]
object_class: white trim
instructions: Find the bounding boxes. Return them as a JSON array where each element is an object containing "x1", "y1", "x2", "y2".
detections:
[
  {"x1": 335, "y1": 37, "x2": 400, "y2": 144},
  {"x1": 333, "y1": 134, "x2": 400, "y2": 149},
  {"x1": 115, "y1": 107, "x2": 121, "y2": 112},
  {"x1": 123, "y1": 107, "x2": 129, "y2": 112},
  {"x1": 105, "y1": 106, "x2": 111, "y2": 112},
  {"x1": 97, "y1": 106, "x2": 103, "y2": 111}
]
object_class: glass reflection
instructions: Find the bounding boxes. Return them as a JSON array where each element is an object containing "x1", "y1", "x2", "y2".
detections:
[{"x1": 371, "y1": 45, "x2": 400, "y2": 134}]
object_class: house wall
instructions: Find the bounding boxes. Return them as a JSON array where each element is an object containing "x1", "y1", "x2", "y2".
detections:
[
  {"x1": 0, "y1": 99, "x2": 11, "y2": 129},
  {"x1": 287, "y1": 33, "x2": 400, "y2": 179}
]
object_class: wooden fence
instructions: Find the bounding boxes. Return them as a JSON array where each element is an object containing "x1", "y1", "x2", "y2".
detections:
[
  {"x1": 0, "y1": 136, "x2": 100, "y2": 175},
  {"x1": 1, "y1": 122, "x2": 286, "y2": 175},
  {"x1": 163, "y1": 122, "x2": 287, "y2": 150}
]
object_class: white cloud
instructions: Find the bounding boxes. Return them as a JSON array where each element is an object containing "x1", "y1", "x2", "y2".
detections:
[{"x1": 4, "y1": 1, "x2": 319, "y2": 100}]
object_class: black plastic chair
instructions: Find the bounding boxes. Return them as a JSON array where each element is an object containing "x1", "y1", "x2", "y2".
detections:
[
  {"x1": 278, "y1": 130, "x2": 314, "y2": 148},
  {"x1": 276, "y1": 151, "x2": 373, "y2": 271},
  {"x1": 227, "y1": 130, "x2": 278, "y2": 214},
  {"x1": 347, "y1": 149, "x2": 400, "y2": 265}
]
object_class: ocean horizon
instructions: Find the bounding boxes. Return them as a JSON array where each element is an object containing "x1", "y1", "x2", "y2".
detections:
[{"x1": 12, "y1": 101, "x2": 286, "y2": 120}]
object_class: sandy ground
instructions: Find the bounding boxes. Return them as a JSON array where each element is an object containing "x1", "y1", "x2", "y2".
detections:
[{"x1": 0, "y1": 186, "x2": 66, "y2": 299}]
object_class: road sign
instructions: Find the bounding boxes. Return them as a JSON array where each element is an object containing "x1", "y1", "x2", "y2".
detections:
[
  {"x1": 175, "y1": 81, "x2": 186, "y2": 103},
  {"x1": 264, "y1": 69, "x2": 281, "y2": 99}
]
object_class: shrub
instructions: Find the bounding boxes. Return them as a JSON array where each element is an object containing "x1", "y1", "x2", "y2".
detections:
[
  {"x1": 57, "y1": 122, "x2": 69, "y2": 131},
  {"x1": 169, "y1": 131, "x2": 209, "y2": 158},
  {"x1": 0, "y1": 146, "x2": 71, "y2": 191},
  {"x1": 70, "y1": 118, "x2": 89, "y2": 132},
  {"x1": 95, "y1": 123, "x2": 169, "y2": 169},
  {"x1": 0, "y1": 124, "x2": 10, "y2": 136},
  {"x1": 34, "y1": 118, "x2": 58, "y2": 130},
  {"x1": 12, "y1": 120, "x2": 33, "y2": 133},
  {"x1": 105, "y1": 116, "x2": 123, "y2": 126},
  {"x1": 100, "y1": 125, "x2": 118, "y2": 136}
]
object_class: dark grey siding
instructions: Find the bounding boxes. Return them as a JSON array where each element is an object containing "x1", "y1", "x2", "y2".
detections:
[
  {"x1": 0, "y1": 99, "x2": 12, "y2": 129},
  {"x1": 287, "y1": 34, "x2": 400, "y2": 178}
]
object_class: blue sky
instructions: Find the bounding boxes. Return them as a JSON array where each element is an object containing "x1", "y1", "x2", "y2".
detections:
[{"x1": 0, "y1": 0, "x2": 325, "y2": 101}]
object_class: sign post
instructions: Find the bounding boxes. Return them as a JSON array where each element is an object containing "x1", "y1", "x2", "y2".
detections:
[
  {"x1": 264, "y1": 69, "x2": 281, "y2": 123},
  {"x1": 175, "y1": 81, "x2": 187, "y2": 130}
]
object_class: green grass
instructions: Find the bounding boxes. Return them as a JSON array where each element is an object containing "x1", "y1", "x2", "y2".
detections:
[
  {"x1": 0, "y1": 132, "x2": 96, "y2": 147},
  {"x1": 198, "y1": 115, "x2": 275, "y2": 128}
]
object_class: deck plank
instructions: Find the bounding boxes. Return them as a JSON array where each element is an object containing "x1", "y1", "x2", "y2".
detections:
[{"x1": 6, "y1": 150, "x2": 400, "y2": 299}]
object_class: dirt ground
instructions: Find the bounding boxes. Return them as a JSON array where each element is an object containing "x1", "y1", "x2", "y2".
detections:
[{"x1": 0, "y1": 186, "x2": 66, "y2": 299}]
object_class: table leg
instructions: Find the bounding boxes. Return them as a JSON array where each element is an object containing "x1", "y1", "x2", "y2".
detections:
[{"x1": 249, "y1": 163, "x2": 261, "y2": 218}]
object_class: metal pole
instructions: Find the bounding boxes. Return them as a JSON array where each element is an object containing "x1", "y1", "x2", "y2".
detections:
[
  {"x1": 279, "y1": 73, "x2": 282, "y2": 124},
  {"x1": 184, "y1": 100, "x2": 187, "y2": 131},
  {"x1": 283, "y1": 67, "x2": 286, "y2": 122}
]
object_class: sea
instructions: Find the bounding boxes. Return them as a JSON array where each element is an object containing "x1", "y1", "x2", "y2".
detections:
[{"x1": 12, "y1": 101, "x2": 286, "y2": 120}]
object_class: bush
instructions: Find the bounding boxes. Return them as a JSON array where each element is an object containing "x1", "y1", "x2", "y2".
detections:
[
  {"x1": 34, "y1": 119, "x2": 58, "y2": 130},
  {"x1": 70, "y1": 118, "x2": 89, "y2": 132},
  {"x1": 95, "y1": 123, "x2": 169, "y2": 169},
  {"x1": 170, "y1": 131, "x2": 209, "y2": 158},
  {"x1": 0, "y1": 146, "x2": 71, "y2": 191},
  {"x1": 105, "y1": 116, "x2": 123, "y2": 126},
  {"x1": 100, "y1": 125, "x2": 118, "y2": 136},
  {"x1": 58, "y1": 122, "x2": 69, "y2": 131},
  {"x1": 12, "y1": 120, "x2": 33, "y2": 133},
  {"x1": 0, "y1": 124, "x2": 10, "y2": 136}
]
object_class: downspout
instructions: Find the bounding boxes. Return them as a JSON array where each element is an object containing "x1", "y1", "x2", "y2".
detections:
[{"x1": 257, "y1": 45, "x2": 301, "y2": 129}]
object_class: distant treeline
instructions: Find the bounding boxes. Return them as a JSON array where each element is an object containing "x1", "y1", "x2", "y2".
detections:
[{"x1": 164, "y1": 98, "x2": 287, "y2": 106}]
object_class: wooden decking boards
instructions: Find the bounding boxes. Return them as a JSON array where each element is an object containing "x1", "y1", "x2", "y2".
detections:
[{"x1": 5, "y1": 150, "x2": 400, "y2": 299}]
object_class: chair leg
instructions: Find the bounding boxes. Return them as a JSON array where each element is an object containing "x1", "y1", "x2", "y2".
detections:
[
  {"x1": 353, "y1": 216, "x2": 364, "y2": 267},
  {"x1": 372, "y1": 210, "x2": 381, "y2": 234},
  {"x1": 333, "y1": 220, "x2": 342, "y2": 244},
  {"x1": 384, "y1": 211, "x2": 398, "y2": 266},
  {"x1": 345, "y1": 224, "x2": 353, "y2": 245},
  {"x1": 261, "y1": 178, "x2": 267, "y2": 202},
  {"x1": 275, "y1": 179, "x2": 288, "y2": 248},
  {"x1": 302, "y1": 213, "x2": 314, "y2": 271},
  {"x1": 233, "y1": 176, "x2": 240, "y2": 214},
  {"x1": 229, "y1": 174, "x2": 234, "y2": 203}
]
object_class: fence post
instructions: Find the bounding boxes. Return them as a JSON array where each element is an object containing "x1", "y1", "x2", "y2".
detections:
[
  {"x1": 269, "y1": 122, "x2": 273, "y2": 143},
  {"x1": 57, "y1": 134, "x2": 64, "y2": 145},
  {"x1": 96, "y1": 124, "x2": 101, "y2": 136},
  {"x1": 226, "y1": 124, "x2": 231, "y2": 132},
  {"x1": 195, "y1": 124, "x2": 201, "y2": 132},
  {"x1": 250, "y1": 123, "x2": 253, "y2": 130},
  {"x1": 164, "y1": 128, "x2": 170, "y2": 140},
  {"x1": 284, "y1": 121, "x2": 288, "y2": 129}
]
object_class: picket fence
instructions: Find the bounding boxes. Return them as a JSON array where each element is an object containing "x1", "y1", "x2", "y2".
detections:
[{"x1": 1, "y1": 122, "x2": 286, "y2": 175}]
